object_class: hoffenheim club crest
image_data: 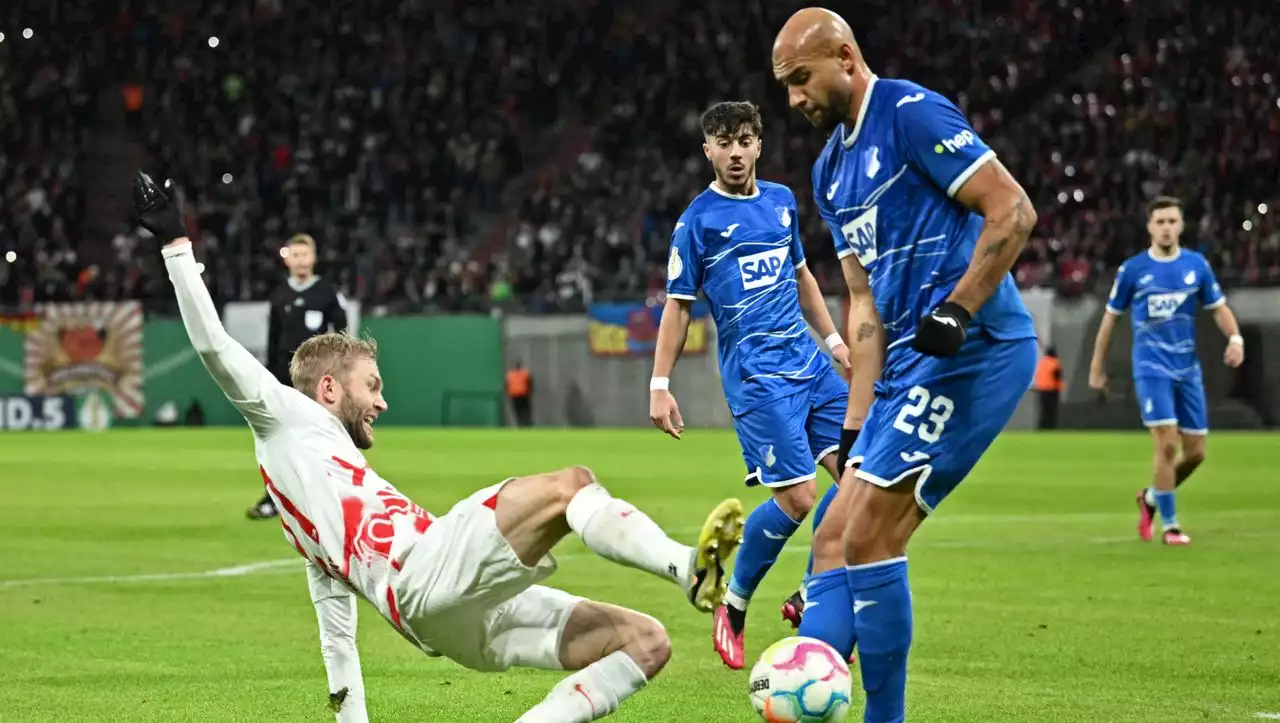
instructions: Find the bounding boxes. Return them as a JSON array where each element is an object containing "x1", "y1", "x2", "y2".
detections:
[{"x1": 775, "y1": 206, "x2": 791, "y2": 228}]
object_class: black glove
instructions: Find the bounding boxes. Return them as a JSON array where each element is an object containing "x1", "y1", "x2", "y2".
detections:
[
  {"x1": 835, "y1": 427, "x2": 859, "y2": 473},
  {"x1": 912, "y1": 301, "x2": 971, "y2": 357},
  {"x1": 132, "y1": 171, "x2": 188, "y2": 244}
]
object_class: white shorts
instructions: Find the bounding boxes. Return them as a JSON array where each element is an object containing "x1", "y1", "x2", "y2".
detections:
[{"x1": 393, "y1": 482, "x2": 583, "y2": 672}]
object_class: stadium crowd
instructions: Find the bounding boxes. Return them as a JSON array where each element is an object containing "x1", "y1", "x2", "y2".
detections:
[
  {"x1": 0, "y1": 2, "x2": 100, "y2": 306},
  {"x1": 2, "y1": 0, "x2": 1277, "y2": 312}
]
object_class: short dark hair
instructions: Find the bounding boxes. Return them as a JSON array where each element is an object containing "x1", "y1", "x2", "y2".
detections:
[
  {"x1": 700, "y1": 101, "x2": 763, "y2": 139},
  {"x1": 1146, "y1": 196, "x2": 1183, "y2": 219}
]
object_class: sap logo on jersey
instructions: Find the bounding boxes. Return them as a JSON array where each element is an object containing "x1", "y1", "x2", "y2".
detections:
[
  {"x1": 1147, "y1": 291, "x2": 1189, "y2": 319},
  {"x1": 840, "y1": 206, "x2": 878, "y2": 266},
  {"x1": 739, "y1": 247, "x2": 790, "y2": 290},
  {"x1": 935, "y1": 130, "x2": 976, "y2": 154}
]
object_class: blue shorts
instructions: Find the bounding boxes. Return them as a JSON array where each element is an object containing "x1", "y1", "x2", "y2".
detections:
[
  {"x1": 850, "y1": 336, "x2": 1037, "y2": 514},
  {"x1": 735, "y1": 368, "x2": 848, "y2": 488},
  {"x1": 1133, "y1": 374, "x2": 1208, "y2": 434}
]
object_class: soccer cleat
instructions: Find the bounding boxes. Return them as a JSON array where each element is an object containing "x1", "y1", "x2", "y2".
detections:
[
  {"x1": 780, "y1": 589, "x2": 805, "y2": 629},
  {"x1": 246, "y1": 500, "x2": 279, "y2": 520},
  {"x1": 1136, "y1": 488, "x2": 1156, "y2": 542},
  {"x1": 1162, "y1": 528, "x2": 1191, "y2": 546},
  {"x1": 687, "y1": 499, "x2": 745, "y2": 612},
  {"x1": 712, "y1": 605, "x2": 747, "y2": 669}
]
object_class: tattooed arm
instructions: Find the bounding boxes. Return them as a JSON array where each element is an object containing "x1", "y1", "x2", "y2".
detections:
[
  {"x1": 841, "y1": 256, "x2": 883, "y2": 430},
  {"x1": 945, "y1": 159, "x2": 1038, "y2": 315}
]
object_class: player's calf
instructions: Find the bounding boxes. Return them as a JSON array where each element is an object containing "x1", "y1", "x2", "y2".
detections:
[
  {"x1": 843, "y1": 477, "x2": 926, "y2": 723},
  {"x1": 518, "y1": 602, "x2": 669, "y2": 723},
  {"x1": 714, "y1": 480, "x2": 814, "y2": 668}
]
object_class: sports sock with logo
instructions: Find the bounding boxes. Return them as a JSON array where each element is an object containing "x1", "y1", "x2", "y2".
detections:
[
  {"x1": 565, "y1": 480, "x2": 693, "y2": 588},
  {"x1": 515, "y1": 651, "x2": 648, "y2": 723},
  {"x1": 1153, "y1": 489, "x2": 1179, "y2": 530},
  {"x1": 796, "y1": 567, "x2": 856, "y2": 661},
  {"x1": 727, "y1": 497, "x2": 801, "y2": 622},
  {"x1": 847, "y1": 557, "x2": 912, "y2": 723}
]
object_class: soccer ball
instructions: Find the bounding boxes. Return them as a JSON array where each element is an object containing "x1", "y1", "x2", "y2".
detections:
[{"x1": 748, "y1": 636, "x2": 852, "y2": 722}]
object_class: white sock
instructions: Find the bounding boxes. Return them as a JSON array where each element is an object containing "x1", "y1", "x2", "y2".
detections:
[
  {"x1": 516, "y1": 651, "x2": 648, "y2": 723},
  {"x1": 724, "y1": 588, "x2": 749, "y2": 611},
  {"x1": 565, "y1": 482, "x2": 693, "y2": 588},
  {"x1": 1143, "y1": 487, "x2": 1156, "y2": 507}
]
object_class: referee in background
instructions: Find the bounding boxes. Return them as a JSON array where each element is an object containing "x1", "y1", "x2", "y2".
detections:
[{"x1": 246, "y1": 233, "x2": 349, "y2": 519}]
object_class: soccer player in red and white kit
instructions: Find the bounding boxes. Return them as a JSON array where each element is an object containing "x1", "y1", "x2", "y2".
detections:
[{"x1": 133, "y1": 171, "x2": 745, "y2": 723}]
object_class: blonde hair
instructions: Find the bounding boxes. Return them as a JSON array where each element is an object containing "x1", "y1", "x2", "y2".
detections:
[
  {"x1": 290, "y1": 332, "x2": 378, "y2": 396},
  {"x1": 287, "y1": 233, "x2": 317, "y2": 250}
]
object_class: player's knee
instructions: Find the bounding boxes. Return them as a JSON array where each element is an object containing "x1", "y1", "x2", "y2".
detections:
[
  {"x1": 1156, "y1": 440, "x2": 1179, "y2": 465},
  {"x1": 552, "y1": 466, "x2": 598, "y2": 506},
  {"x1": 773, "y1": 480, "x2": 817, "y2": 521},
  {"x1": 623, "y1": 614, "x2": 670, "y2": 678}
]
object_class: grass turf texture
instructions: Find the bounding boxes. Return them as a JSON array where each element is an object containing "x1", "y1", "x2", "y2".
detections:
[{"x1": 0, "y1": 429, "x2": 1276, "y2": 722}]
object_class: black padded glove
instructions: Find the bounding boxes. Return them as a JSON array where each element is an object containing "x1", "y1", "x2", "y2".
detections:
[
  {"x1": 912, "y1": 301, "x2": 972, "y2": 357},
  {"x1": 132, "y1": 171, "x2": 187, "y2": 244}
]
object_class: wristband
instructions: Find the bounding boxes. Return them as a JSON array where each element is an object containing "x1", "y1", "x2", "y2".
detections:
[
  {"x1": 1228, "y1": 334, "x2": 1244, "y2": 347},
  {"x1": 649, "y1": 377, "x2": 670, "y2": 391},
  {"x1": 824, "y1": 332, "x2": 844, "y2": 349}
]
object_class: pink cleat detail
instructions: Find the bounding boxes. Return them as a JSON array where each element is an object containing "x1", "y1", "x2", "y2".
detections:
[
  {"x1": 1136, "y1": 489, "x2": 1156, "y2": 542},
  {"x1": 712, "y1": 605, "x2": 746, "y2": 670},
  {"x1": 1162, "y1": 529, "x2": 1191, "y2": 545},
  {"x1": 780, "y1": 590, "x2": 804, "y2": 629}
]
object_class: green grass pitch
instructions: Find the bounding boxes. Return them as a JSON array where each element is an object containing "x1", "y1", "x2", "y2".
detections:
[{"x1": 0, "y1": 429, "x2": 1276, "y2": 722}]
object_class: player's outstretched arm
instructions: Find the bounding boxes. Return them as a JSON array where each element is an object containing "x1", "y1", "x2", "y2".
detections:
[
  {"x1": 307, "y1": 563, "x2": 368, "y2": 723},
  {"x1": 134, "y1": 171, "x2": 285, "y2": 438},
  {"x1": 796, "y1": 265, "x2": 851, "y2": 376},
  {"x1": 947, "y1": 160, "x2": 1038, "y2": 315},
  {"x1": 841, "y1": 257, "x2": 882, "y2": 431},
  {"x1": 650, "y1": 297, "x2": 693, "y2": 439}
]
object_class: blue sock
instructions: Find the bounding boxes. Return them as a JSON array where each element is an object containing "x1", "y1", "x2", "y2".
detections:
[
  {"x1": 797, "y1": 568, "x2": 856, "y2": 660},
  {"x1": 1153, "y1": 489, "x2": 1178, "y2": 529},
  {"x1": 847, "y1": 558, "x2": 911, "y2": 723},
  {"x1": 805, "y1": 484, "x2": 840, "y2": 577},
  {"x1": 727, "y1": 498, "x2": 801, "y2": 605}
]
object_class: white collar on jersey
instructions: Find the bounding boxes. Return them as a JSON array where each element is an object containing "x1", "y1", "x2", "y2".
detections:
[
  {"x1": 1147, "y1": 248, "x2": 1183, "y2": 263},
  {"x1": 842, "y1": 75, "x2": 880, "y2": 149},
  {"x1": 708, "y1": 181, "x2": 760, "y2": 200}
]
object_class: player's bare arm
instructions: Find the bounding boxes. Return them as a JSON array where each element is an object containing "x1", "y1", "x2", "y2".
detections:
[
  {"x1": 796, "y1": 264, "x2": 852, "y2": 377},
  {"x1": 841, "y1": 256, "x2": 882, "y2": 432},
  {"x1": 649, "y1": 296, "x2": 691, "y2": 439},
  {"x1": 948, "y1": 160, "x2": 1038, "y2": 315},
  {"x1": 1089, "y1": 310, "x2": 1119, "y2": 392},
  {"x1": 1211, "y1": 303, "x2": 1245, "y2": 367}
]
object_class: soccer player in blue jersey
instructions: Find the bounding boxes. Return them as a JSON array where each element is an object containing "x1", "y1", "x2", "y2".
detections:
[
  {"x1": 1088, "y1": 196, "x2": 1245, "y2": 546},
  {"x1": 771, "y1": 9, "x2": 1040, "y2": 721},
  {"x1": 648, "y1": 101, "x2": 853, "y2": 670}
]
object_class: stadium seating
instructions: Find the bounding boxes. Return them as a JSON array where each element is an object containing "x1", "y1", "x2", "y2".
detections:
[{"x1": 1, "y1": 0, "x2": 1275, "y2": 310}]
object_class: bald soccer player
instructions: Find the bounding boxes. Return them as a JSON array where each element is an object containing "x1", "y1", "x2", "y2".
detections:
[{"x1": 771, "y1": 9, "x2": 1040, "y2": 722}]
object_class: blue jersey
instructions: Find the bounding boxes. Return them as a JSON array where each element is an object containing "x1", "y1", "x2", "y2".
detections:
[
  {"x1": 812, "y1": 77, "x2": 1036, "y2": 364},
  {"x1": 666, "y1": 180, "x2": 825, "y2": 416},
  {"x1": 1105, "y1": 248, "x2": 1225, "y2": 380}
]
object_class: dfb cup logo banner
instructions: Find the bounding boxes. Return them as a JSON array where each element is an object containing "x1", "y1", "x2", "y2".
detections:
[
  {"x1": 587, "y1": 301, "x2": 711, "y2": 357},
  {"x1": 24, "y1": 302, "x2": 144, "y2": 419}
]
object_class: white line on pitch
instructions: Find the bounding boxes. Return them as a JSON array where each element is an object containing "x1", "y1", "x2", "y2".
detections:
[
  {"x1": 1254, "y1": 714, "x2": 1280, "y2": 720},
  {"x1": 0, "y1": 558, "x2": 300, "y2": 588}
]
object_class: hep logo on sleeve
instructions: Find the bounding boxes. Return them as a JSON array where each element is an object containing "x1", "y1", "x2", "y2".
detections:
[
  {"x1": 739, "y1": 247, "x2": 790, "y2": 290},
  {"x1": 934, "y1": 130, "x2": 976, "y2": 154}
]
